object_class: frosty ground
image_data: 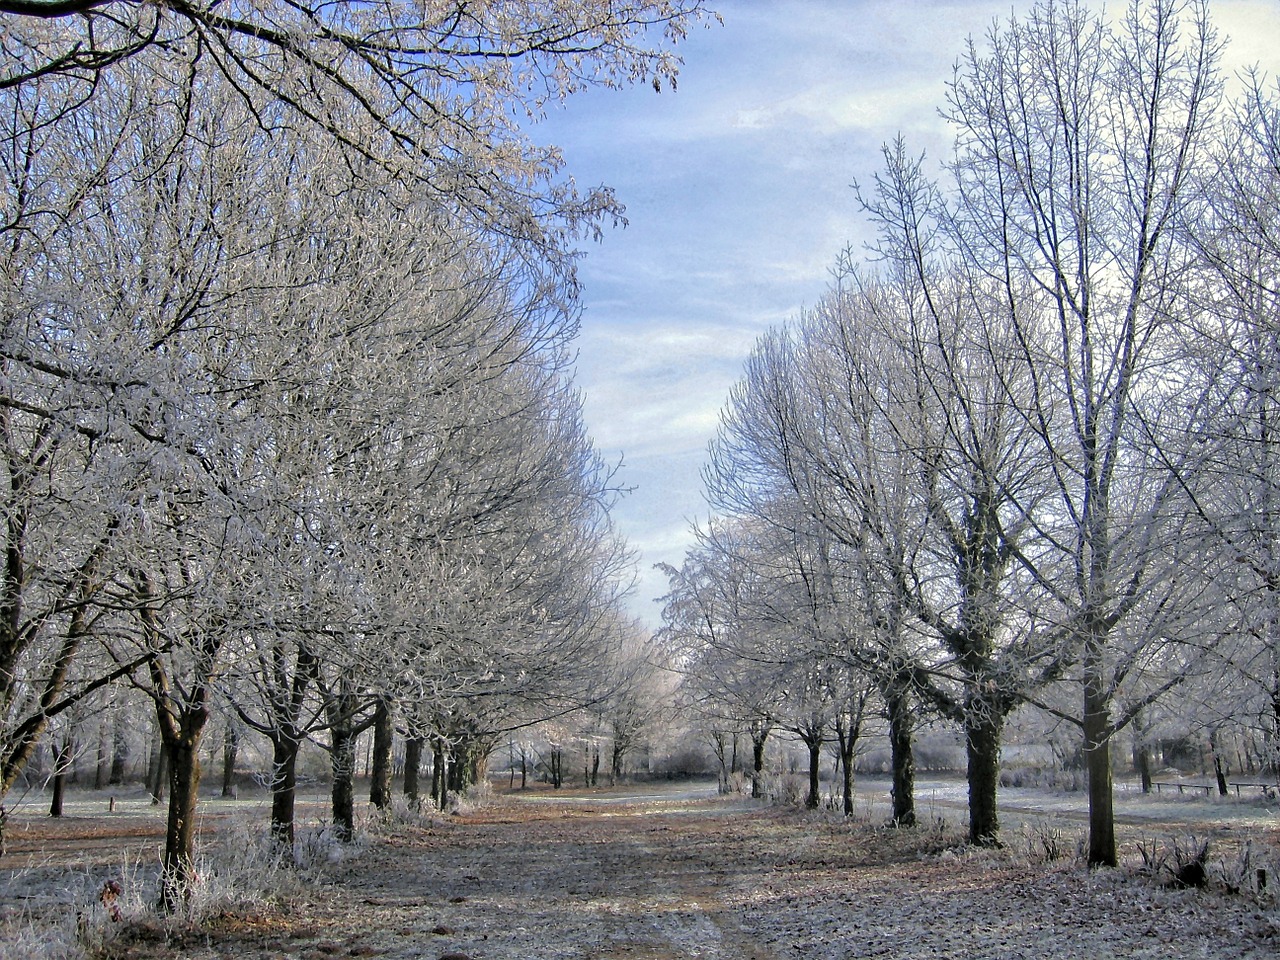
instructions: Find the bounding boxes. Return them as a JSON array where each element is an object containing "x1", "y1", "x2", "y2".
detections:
[{"x1": 2, "y1": 777, "x2": 1278, "y2": 959}]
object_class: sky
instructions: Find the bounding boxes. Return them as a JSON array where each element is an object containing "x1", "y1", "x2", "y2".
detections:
[{"x1": 531, "y1": 0, "x2": 1280, "y2": 631}]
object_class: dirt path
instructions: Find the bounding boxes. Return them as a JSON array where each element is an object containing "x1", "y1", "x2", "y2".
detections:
[
  {"x1": 323, "y1": 791, "x2": 783, "y2": 960},
  {"x1": 6, "y1": 784, "x2": 1280, "y2": 959}
]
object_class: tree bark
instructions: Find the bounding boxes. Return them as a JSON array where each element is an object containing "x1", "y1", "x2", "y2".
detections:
[
  {"x1": 886, "y1": 686, "x2": 916, "y2": 827},
  {"x1": 109, "y1": 709, "x2": 128, "y2": 786},
  {"x1": 403, "y1": 737, "x2": 422, "y2": 803},
  {"x1": 749, "y1": 724, "x2": 769, "y2": 800},
  {"x1": 803, "y1": 733, "x2": 822, "y2": 809},
  {"x1": 94, "y1": 716, "x2": 109, "y2": 789},
  {"x1": 269, "y1": 733, "x2": 301, "y2": 850},
  {"x1": 330, "y1": 711, "x2": 357, "y2": 842},
  {"x1": 158, "y1": 707, "x2": 209, "y2": 912},
  {"x1": 1135, "y1": 738, "x2": 1153, "y2": 794},
  {"x1": 432, "y1": 741, "x2": 447, "y2": 807},
  {"x1": 49, "y1": 737, "x2": 70, "y2": 818},
  {"x1": 1210, "y1": 729, "x2": 1229, "y2": 797},
  {"x1": 611, "y1": 740, "x2": 625, "y2": 784},
  {"x1": 710, "y1": 731, "x2": 729, "y2": 793},
  {"x1": 221, "y1": 720, "x2": 239, "y2": 798},
  {"x1": 148, "y1": 738, "x2": 168, "y2": 805},
  {"x1": 834, "y1": 711, "x2": 860, "y2": 817},
  {"x1": 966, "y1": 709, "x2": 1002, "y2": 846},
  {"x1": 369, "y1": 697, "x2": 393, "y2": 810},
  {"x1": 1084, "y1": 680, "x2": 1116, "y2": 867}
]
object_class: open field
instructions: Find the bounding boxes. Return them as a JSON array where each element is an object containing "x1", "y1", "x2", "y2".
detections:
[{"x1": 2, "y1": 777, "x2": 1278, "y2": 958}]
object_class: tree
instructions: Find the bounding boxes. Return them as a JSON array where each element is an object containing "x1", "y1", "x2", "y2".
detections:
[
  {"x1": 895, "y1": 0, "x2": 1224, "y2": 865},
  {"x1": 601, "y1": 622, "x2": 673, "y2": 784},
  {"x1": 1183, "y1": 76, "x2": 1280, "y2": 773},
  {"x1": 702, "y1": 327, "x2": 925, "y2": 826},
  {"x1": 659, "y1": 520, "x2": 787, "y2": 800},
  {"x1": 786, "y1": 261, "x2": 1062, "y2": 845},
  {"x1": 1, "y1": 0, "x2": 714, "y2": 271}
]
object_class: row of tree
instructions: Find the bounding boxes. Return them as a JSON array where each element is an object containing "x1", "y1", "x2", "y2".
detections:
[
  {"x1": 660, "y1": 0, "x2": 1279, "y2": 867},
  {"x1": 1, "y1": 0, "x2": 713, "y2": 909}
]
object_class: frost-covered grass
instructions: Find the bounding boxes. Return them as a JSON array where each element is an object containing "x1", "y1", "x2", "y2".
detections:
[
  {"x1": 0, "y1": 796, "x2": 354, "y2": 959},
  {"x1": 3, "y1": 776, "x2": 1277, "y2": 959}
]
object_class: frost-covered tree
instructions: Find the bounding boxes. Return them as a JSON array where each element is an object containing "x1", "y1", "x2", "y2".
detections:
[
  {"x1": 701, "y1": 327, "x2": 924, "y2": 825},
  {"x1": 782, "y1": 261, "x2": 1065, "y2": 845},
  {"x1": 892, "y1": 0, "x2": 1225, "y2": 865},
  {"x1": 659, "y1": 519, "x2": 789, "y2": 800},
  {"x1": 1, "y1": 1, "x2": 714, "y2": 266},
  {"x1": 1182, "y1": 76, "x2": 1280, "y2": 772}
]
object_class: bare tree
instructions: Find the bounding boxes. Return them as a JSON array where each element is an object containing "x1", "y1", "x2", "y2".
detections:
[
  {"x1": 702, "y1": 326, "x2": 925, "y2": 825},
  {"x1": 658, "y1": 520, "x2": 788, "y2": 801},
  {"x1": 896, "y1": 0, "x2": 1225, "y2": 866},
  {"x1": 1, "y1": 0, "x2": 714, "y2": 270},
  {"x1": 1182, "y1": 75, "x2": 1280, "y2": 773}
]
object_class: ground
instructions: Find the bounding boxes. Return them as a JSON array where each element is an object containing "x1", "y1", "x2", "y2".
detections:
[{"x1": 2, "y1": 778, "x2": 1279, "y2": 959}]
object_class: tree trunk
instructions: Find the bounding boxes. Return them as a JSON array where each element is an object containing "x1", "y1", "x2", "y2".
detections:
[
  {"x1": 94, "y1": 716, "x2": 109, "y2": 789},
  {"x1": 49, "y1": 738, "x2": 70, "y2": 818},
  {"x1": 1210, "y1": 729, "x2": 1229, "y2": 797},
  {"x1": 966, "y1": 709, "x2": 1002, "y2": 846},
  {"x1": 750, "y1": 726, "x2": 768, "y2": 800},
  {"x1": 611, "y1": 740, "x2": 624, "y2": 784},
  {"x1": 711, "y1": 731, "x2": 729, "y2": 793},
  {"x1": 550, "y1": 747, "x2": 562, "y2": 789},
  {"x1": 886, "y1": 687, "x2": 916, "y2": 827},
  {"x1": 109, "y1": 709, "x2": 128, "y2": 786},
  {"x1": 432, "y1": 741, "x2": 447, "y2": 808},
  {"x1": 1084, "y1": 681, "x2": 1116, "y2": 867},
  {"x1": 448, "y1": 737, "x2": 489, "y2": 793},
  {"x1": 149, "y1": 739, "x2": 169, "y2": 806},
  {"x1": 160, "y1": 712, "x2": 208, "y2": 912},
  {"x1": 835, "y1": 713, "x2": 860, "y2": 817},
  {"x1": 805, "y1": 735, "x2": 821, "y2": 809},
  {"x1": 330, "y1": 717, "x2": 357, "y2": 842},
  {"x1": 269, "y1": 733, "x2": 301, "y2": 850},
  {"x1": 403, "y1": 737, "x2": 422, "y2": 803},
  {"x1": 221, "y1": 720, "x2": 239, "y2": 798},
  {"x1": 369, "y1": 697, "x2": 393, "y2": 810},
  {"x1": 1136, "y1": 741, "x2": 1153, "y2": 793},
  {"x1": 841, "y1": 743, "x2": 855, "y2": 816}
]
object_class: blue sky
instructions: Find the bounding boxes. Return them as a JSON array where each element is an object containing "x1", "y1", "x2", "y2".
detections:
[{"x1": 533, "y1": 0, "x2": 1280, "y2": 630}]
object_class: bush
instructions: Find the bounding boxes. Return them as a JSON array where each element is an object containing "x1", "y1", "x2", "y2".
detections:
[
  {"x1": 1017, "y1": 819, "x2": 1074, "y2": 863},
  {"x1": 766, "y1": 774, "x2": 807, "y2": 808},
  {"x1": 1000, "y1": 765, "x2": 1086, "y2": 792}
]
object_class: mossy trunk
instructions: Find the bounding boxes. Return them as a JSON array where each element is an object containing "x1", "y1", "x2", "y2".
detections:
[{"x1": 886, "y1": 687, "x2": 916, "y2": 827}]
